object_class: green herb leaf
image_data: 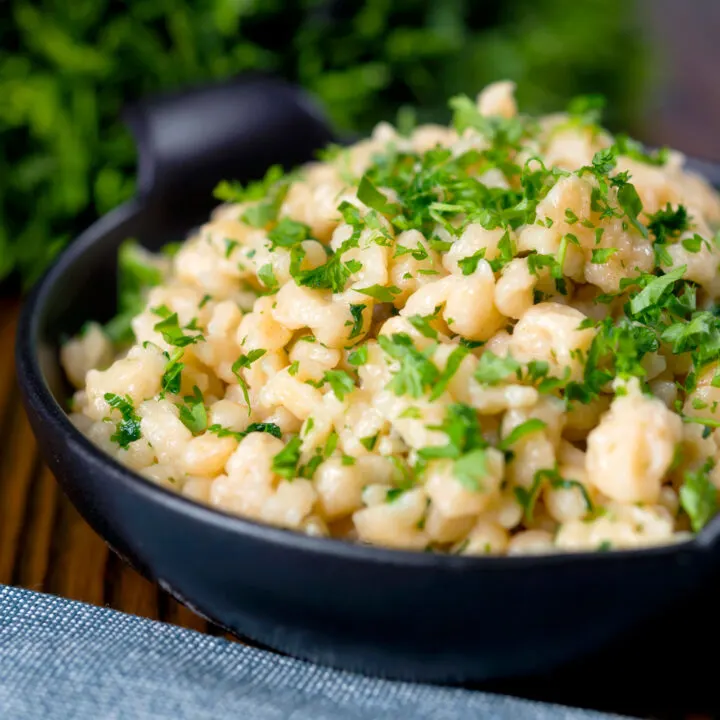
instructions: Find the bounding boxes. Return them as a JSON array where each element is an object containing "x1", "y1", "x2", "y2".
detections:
[
  {"x1": 429, "y1": 345, "x2": 469, "y2": 401},
  {"x1": 614, "y1": 134, "x2": 669, "y2": 166},
  {"x1": 153, "y1": 311, "x2": 204, "y2": 348},
  {"x1": 324, "y1": 370, "x2": 355, "y2": 401},
  {"x1": 104, "y1": 393, "x2": 142, "y2": 449},
  {"x1": 680, "y1": 459, "x2": 718, "y2": 532},
  {"x1": 359, "y1": 434, "x2": 378, "y2": 451},
  {"x1": 514, "y1": 467, "x2": 561, "y2": 521},
  {"x1": 272, "y1": 436, "x2": 303, "y2": 480},
  {"x1": 408, "y1": 313, "x2": 439, "y2": 339},
  {"x1": 208, "y1": 422, "x2": 282, "y2": 441},
  {"x1": 498, "y1": 419, "x2": 547, "y2": 450},
  {"x1": 231, "y1": 349, "x2": 266, "y2": 414},
  {"x1": 682, "y1": 234, "x2": 704, "y2": 254},
  {"x1": 474, "y1": 351, "x2": 521, "y2": 385},
  {"x1": 590, "y1": 247, "x2": 618, "y2": 264},
  {"x1": 258, "y1": 263, "x2": 279, "y2": 291},
  {"x1": 458, "y1": 249, "x2": 486, "y2": 275},
  {"x1": 178, "y1": 386, "x2": 207, "y2": 434},
  {"x1": 348, "y1": 304, "x2": 367, "y2": 339},
  {"x1": 267, "y1": 218, "x2": 312, "y2": 250},
  {"x1": 356, "y1": 284, "x2": 401, "y2": 302},
  {"x1": 453, "y1": 448, "x2": 487, "y2": 491},
  {"x1": 161, "y1": 348, "x2": 184, "y2": 395},
  {"x1": 348, "y1": 345, "x2": 368, "y2": 366},
  {"x1": 378, "y1": 332, "x2": 439, "y2": 397},
  {"x1": 628, "y1": 265, "x2": 686, "y2": 316},
  {"x1": 357, "y1": 174, "x2": 397, "y2": 214}
]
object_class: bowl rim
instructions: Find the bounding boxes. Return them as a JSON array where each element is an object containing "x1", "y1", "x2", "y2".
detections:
[{"x1": 16, "y1": 156, "x2": 720, "y2": 571}]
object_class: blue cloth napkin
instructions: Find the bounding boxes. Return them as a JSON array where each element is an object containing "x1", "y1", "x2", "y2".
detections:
[{"x1": 0, "y1": 584, "x2": 628, "y2": 720}]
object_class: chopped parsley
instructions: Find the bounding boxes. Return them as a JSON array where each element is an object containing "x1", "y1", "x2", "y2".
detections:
[
  {"x1": 232, "y1": 349, "x2": 267, "y2": 414},
  {"x1": 104, "y1": 393, "x2": 142, "y2": 449},
  {"x1": 160, "y1": 348, "x2": 184, "y2": 395},
  {"x1": 177, "y1": 386, "x2": 208, "y2": 434},
  {"x1": 267, "y1": 218, "x2": 312, "y2": 250},
  {"x1": 458, "y1": 249, "x2": 486, "y2": 275},
  {"x1": 348, "y1": 304, "x2": 367, "y2": 340},
  {"x1": 378, "y1": 333, "x2": 439, "y2": 398},
  {"x1": 271, "y1": 436, "x2": 303, "y2": 479},
  {"x1": 208, "y1": 422, "x2": 282, "y2": 442},
  {"x1": 680, "y1": 459, "x2": 717, "y2": 533},
  {"x1": 498, "y1": 419, "x2": 547, "y2": 451},
  {"x1": 418, "y1": 403, "x2": 488, "y2": 491},
  {"x1": 590, "y1": 247, "x2": 617, "y2": 264},
  {"x1": 430, "y1": 346, "x2": 469, "y2": 401},
  {"x1": 348, "y1": 345, "x2": 368, "y2": 366},
  {"x1": 290, "y1": 238, "x2": 361, "y2": 293},
  {"x1": 356, "y1": 285, "x2": 401, "y2": 302},
  {"x1": 359, "y1": 434, "x2": 378, "y2": 451},
  {"x1": 474, "y1": 351, "x2": 521, "y2": 385},
  {"x1": 513, "y1": 467, "x2": 593, "y2": 521},
  {"x1": 153, "y1": 308, "x2": 204, "y2": 348},
  {"x1": 407, "y1": 311, "x2": 439, "y2": 339},
  {"x1": 214, "y1": 165, "x2": 290, "y2": 228},
  {"x1": 258, "y1": 264, "x2": 279, "y2": 291},
  {"x1": 323, "y1": 370, "x2": 356, "y2": 401}
]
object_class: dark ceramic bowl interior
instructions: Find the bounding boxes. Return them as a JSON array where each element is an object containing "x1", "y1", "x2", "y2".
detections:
[{"x1": 15, "y1": 75, "x2": 720, "y2": 713}]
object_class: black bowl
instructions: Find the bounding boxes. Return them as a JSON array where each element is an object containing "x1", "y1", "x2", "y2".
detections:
[{"x1": 15, "y1": 75, "x2": 720, "y2": 698}]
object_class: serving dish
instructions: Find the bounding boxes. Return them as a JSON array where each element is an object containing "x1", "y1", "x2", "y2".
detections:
[{"x1": 16, "y1": 73, "x2": 720, "y2": 686}]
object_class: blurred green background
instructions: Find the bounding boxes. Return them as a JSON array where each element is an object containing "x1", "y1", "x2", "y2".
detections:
[{"x1": 0, "y1": 0, "x2": 656, "y2": 289}]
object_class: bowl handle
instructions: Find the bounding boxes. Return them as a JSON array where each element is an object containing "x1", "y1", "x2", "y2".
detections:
[{"x1": 122, "y1": 71, "x2": 337, "y2": 222}]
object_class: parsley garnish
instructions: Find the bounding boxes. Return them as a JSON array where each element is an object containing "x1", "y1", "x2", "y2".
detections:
[
  {"x1": 458, "y1": 250, "x2": 486, "y2": 276},
  {"x1": 258, "y1": 264, "x2": 279, "y2": 291},
  {"x1": 213, "y1": 166, "x2": 290, "y2": 228},
  {"x1": 647, "y1": 203, "x2": 690, "y2": 264},
  {"x1": 208, "y1": 422, "x2": 282, "y2": 441},
  {"x1": 474, "y1": 351, "x2": 521, "y2": 385},
  {"x1": 160, "y1": 348, "x2": 184, "y2": 395},
  {"x1": 628, "y1": 265, "x2": 686, "y2": 316},
  {"x1": 290, "y1": 238, "x2": 361, "y2": 293},
  {"x1": 498, "y1": 419, "x2": 547, "y2": 450},
  {"x1": 680, "y1": 458, "x2": 717, "y2": 532},
  {"x1": 613, "y1": 133, "x2": 669, "y2": 166},
  {"x1": 348, "y1": 345, "x2": 368, "y2": 366},
  {"x1": 356, "y1": 285, "x2": 401, "y2": 302},
  {"x1": 177, "y1": 386, "x2": 207, "y2": 434},
  {"x1": 272, "y1": 436, "x2": 303, "y2": 479},
  {"x1": 348, "y1": 304, "x2": 367, "y2": 340},
  {"x1": 378, "y1": 333, "x2": 439, "y2": 397},
  {"x1": 514, "y1": 467, "x2": 591, "y2": 521},
  {"x1": 590, "y1": 247, "x2": 617, "y2": 264},
  {"x1": 232, "y1": 349, "x2": 267, "y2": 414},
  {"x1": 267, "y1": 218, "x2": 312, "y2": 250},
  {"x1": 323, "y1": 370, "x2": 355, "y2": 401},
  {"x1": 407, "y1": 312, "x2": 439, "y2": 339},
  {"x1": 152, "y1": 309, "x2": 204, "y2": 348},
  {"x1": 357, "y1": 174, "x2": 398, "y2": 215},
  {"x1": 104, "y1": 393, "x2": 142, "y2": 449},
  {"x1": 430, "y1": 346, "x2": 469, "y2": 401},
  {"x1": 359, "y1": 434, "x2": 378, "y2": 451},
  {"x1": 419, "y1": 403, "x2": 488, "y2": 491}
]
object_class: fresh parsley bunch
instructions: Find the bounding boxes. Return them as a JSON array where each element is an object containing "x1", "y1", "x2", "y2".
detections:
[{"x1": 1, "y1": 0, "x2": 645, "y2": 289}]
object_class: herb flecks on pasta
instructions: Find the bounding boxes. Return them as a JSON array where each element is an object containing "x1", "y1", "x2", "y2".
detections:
[{"x1": 62, "y1": 81, "x2": 720, "y2": 555}]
